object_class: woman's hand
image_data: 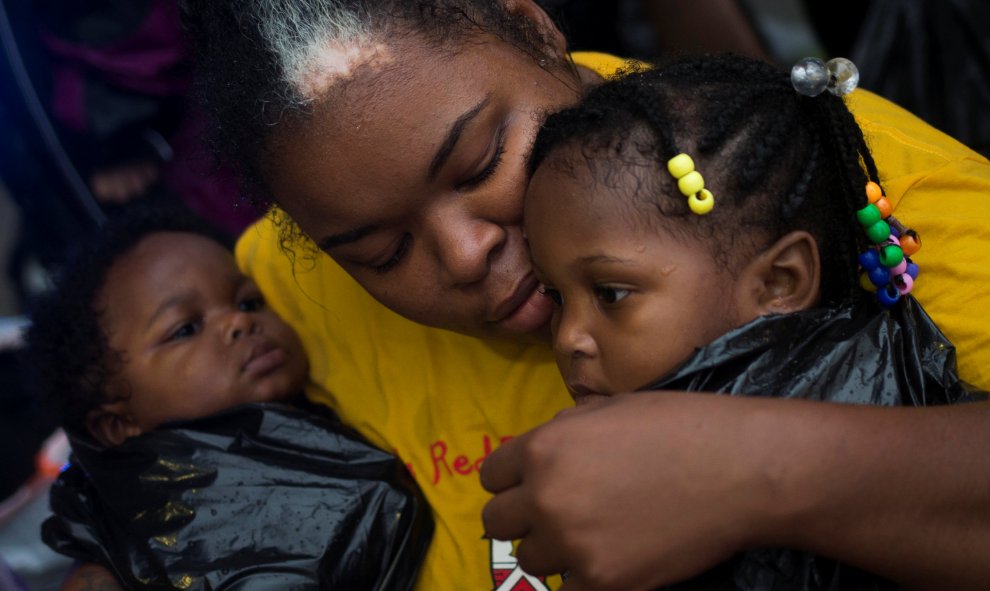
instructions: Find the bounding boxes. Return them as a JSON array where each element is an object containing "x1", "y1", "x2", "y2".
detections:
[
  {"x1": 481, "y1": 392, "x2": 990, "y2": 590},
  {"x1": 481, "y1": 391, "x2": 775, "y2": 590}
]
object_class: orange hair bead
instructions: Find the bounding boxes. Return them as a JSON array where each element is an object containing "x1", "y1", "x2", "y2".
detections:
[
  {"x1": 875, "y1": 197, "x2": 893, "y2": 219},
  {"x1": 865, "y1": 181, "x2": 883, "y2": 204},
  {"x1": 900, "y1": 232, "x2": 921, "y2": 256}
]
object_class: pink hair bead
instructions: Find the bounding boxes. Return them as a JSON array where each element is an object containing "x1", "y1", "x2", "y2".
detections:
[{"x1": 895, "y1": 273, "x2": 914, "y2": 295}]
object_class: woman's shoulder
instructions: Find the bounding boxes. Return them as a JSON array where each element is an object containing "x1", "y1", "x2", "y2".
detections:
[
  {"x1": 847, "y1": 90, "x2": 990, "y2": 185},
  {"x1": 847, "y1": 91, "x2": 990, "y2": 390}
]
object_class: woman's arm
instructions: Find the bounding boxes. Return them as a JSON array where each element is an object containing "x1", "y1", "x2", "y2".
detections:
[
  {"x1": 481, "y1": 391, "x2": 990, "y2": 590},
  {"x1": 59, "y1": 563, "x2": 124, "y2": 591}
]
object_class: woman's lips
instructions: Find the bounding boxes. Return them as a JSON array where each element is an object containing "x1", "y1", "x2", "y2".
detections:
[
  {"x1": 491, "y1": 275, "x2": 539, "y2": 321},
  {"x1": 492, "y1": 280, "x2": 554, "y2": 335}
]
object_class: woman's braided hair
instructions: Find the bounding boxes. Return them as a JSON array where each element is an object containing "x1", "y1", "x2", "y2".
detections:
[{"x1": 529, "y1": 54, "x2": 881, "y2": 307}]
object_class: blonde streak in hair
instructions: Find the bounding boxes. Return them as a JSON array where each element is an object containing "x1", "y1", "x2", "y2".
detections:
[{"x1": 254, "y1": 1, "x2": 375, "y2": 104}]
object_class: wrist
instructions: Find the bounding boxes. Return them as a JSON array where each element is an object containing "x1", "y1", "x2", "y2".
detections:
[{"x1": 730, "y1": 397, "x2": 846, "y2": 552}]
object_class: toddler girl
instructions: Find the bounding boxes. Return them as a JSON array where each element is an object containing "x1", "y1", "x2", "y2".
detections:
[{"x1": 522, "y1": 54, "x2": 975, "y2": 589}]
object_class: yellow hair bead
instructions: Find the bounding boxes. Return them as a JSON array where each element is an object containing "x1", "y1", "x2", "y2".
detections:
[
  {"x1": 859, "y1": 272, "x2": 877, "y2": 293},
  {"x1": 667, "y1": 154, "x2": 695, "y2": 178},
  {"x1": 667, "y1": 152, "x2": 714, "y2": 215},
  {"x1": 688, "y1": 189, "x2": 714, "y2": 215},
  {"x1": 678, "y1": 171, "x2": 704, "y2": 196}
]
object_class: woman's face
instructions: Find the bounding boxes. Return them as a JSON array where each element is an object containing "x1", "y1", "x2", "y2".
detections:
[{"x1": 265, "y1": 34, "x2": 584, "y2": 342}]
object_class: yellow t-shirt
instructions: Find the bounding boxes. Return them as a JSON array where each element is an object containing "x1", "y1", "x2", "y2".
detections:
[{"x1": 237, "y1": 52, "x2": 990, "y2": 591}]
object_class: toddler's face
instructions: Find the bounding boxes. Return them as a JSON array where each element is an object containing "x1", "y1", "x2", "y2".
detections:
[
  {"x1": 524, "y1": 148, "x2": 745, "y2": 404},
  {"x1": 97, "y1": 232, "x2": 309, "y2": 436}
]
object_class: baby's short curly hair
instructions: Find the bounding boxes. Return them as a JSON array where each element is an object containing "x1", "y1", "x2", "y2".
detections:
[{"x1": 24, "y1": 206, "x2": 231, "y2": 435}]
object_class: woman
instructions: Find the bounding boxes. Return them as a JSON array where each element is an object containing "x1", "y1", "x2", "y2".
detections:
[{"x1": 65, "y1": 1, "x2": 990, "y2": 589}]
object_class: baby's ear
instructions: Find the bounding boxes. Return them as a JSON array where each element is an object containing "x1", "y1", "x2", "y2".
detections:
[
  {"x1": 735, "y1": 230, "x2": 820, "y2": 317},
  {"x1": 85, "y1": 400, "x2": 143, "y2": 448}
]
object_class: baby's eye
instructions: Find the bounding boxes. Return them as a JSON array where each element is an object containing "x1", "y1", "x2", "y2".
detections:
[
  {"x1": 239, "y1": 296, "x2": 265, "y2": 312},
  {"x1": 539, "y1": 286, "x2": 563, "y2": 306},
  {"x1": 595, "y1": 286, "x2": 630, "y2": 305},
  {"x1": 167, "y1": 321, "x2": 200, "y2": 342}
]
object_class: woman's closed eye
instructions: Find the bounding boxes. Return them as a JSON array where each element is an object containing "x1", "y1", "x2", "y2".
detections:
[
  {"x1": 457, "y1": 122, "x2": 506, "y2": 191},
  {"x1": 374, "y1": 233, "x2": 412, "y2": 274}
]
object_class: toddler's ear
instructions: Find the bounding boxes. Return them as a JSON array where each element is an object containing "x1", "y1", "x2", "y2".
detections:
[
  {"x1": 86, "y1": 400, "x2": 143, "y2": 448},
  {"x1": 736, "y1": 230, "x2": 820, "y2": 317}
]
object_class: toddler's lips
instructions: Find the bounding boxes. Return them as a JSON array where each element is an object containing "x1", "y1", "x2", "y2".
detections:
[{"x1": 567, "y1": 383, "x2": 609, "y2": 406}]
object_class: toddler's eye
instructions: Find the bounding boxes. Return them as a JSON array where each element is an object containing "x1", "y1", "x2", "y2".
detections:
[
  {"x1": 595, "y1": 286, "x2": 630, "y2": 304},
  {"x1": 239, "y1": 296, "x2": 265, "y2": 312},
  {"x1": 539, "y1": 286, "x2": 563, "y2": 306}
]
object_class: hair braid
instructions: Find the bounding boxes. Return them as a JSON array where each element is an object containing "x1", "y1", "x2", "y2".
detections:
[
  {"x1": 782, "y1": 140, "x2": 819, "y2": 221},
  {"x1": 529, "y1": 53, "x2": 888, "y2": 306}
]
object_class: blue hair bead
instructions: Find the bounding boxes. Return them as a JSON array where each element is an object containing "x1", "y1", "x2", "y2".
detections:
[
  {"x1": 906, "y1": 261, "x2": 920, "y2": 280},
  {"x1": 859, "y1": 249, "x2": 881, "y2": 271},
  {"x1": 877, "y1": 284, "x2": 900, "y2": 308},
  {"x1": 868, "y1": 266, "x2": 890, "y2": 287}
]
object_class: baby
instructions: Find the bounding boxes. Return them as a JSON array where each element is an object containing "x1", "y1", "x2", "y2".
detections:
[{"x1": 27, "y1": 206, "x2": 431, "y2": 590}]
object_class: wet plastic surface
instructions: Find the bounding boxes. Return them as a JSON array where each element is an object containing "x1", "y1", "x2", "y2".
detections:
[
  {"x1": 648, "y1": 296, "x2": 979, "y2": 590},
  {"x1": 43, "y1": 402, "x2": 432, "y2": 590}
]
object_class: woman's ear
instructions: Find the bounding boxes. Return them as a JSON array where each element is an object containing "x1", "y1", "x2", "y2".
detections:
[
  {"x1": 503, "y1": 0, "x2": 567, "y2": 58},
  {"x1": 85, "y1": 400, "x2": 143, "y2": 448},
  {"x1": 734, "y1": 230, "x2": 821, "y2": 318}
]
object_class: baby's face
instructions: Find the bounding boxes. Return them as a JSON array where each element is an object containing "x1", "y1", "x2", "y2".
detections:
[
  {"x1": 524, "y1": 149, "x2": 744, "y2": 405},
  {"x1": 97, "y1": 232, "x2": 309, "y2": 435}
]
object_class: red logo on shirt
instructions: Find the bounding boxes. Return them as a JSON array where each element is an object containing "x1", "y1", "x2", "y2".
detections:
[{"x1": 491, "y1": 539, "x2": 552, "y2": 590}]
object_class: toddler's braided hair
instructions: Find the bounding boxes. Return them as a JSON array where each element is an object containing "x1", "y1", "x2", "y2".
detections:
[{"x1": 530, "y1": 54, "x2": 881, "y2": 307}]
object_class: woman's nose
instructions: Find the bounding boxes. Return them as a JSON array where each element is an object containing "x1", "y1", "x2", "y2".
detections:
[{"x1": 430, "y1": 209, "x2": 506, "y2": 286}]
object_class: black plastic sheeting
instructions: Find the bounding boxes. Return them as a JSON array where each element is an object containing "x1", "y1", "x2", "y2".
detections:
[
  {"x1": 647, "y1": 296, "x2": 982, "y2": 590},
  {"x1": 42, "y1": 402, "x2": 433, "y2": 590}
]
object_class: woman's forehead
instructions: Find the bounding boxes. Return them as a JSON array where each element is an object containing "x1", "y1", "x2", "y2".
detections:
[
  {"x1": 292, "y1": 39, "x2": 396, "y2": 102},
  {"x1": 269, "y1": 41, "x2": 512, "y2": 184}
]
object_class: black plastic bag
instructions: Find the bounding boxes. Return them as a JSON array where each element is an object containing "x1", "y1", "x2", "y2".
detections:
[
  {"x1": 42, "y1": 402, "x2": 433, "y2": 590},
  {"x1": 647, "y1": 296, "x2": 981, "y2": 590}
]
